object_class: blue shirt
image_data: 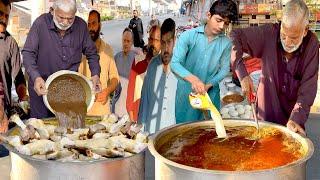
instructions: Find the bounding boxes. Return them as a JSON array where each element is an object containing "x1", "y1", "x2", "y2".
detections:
[
  {"x1": 114, "y1": 50, "x2": 136, "y2": 79},
  {"x1": 170, "y1": 25, "x2": 231, "y2": 123},
  {"x1": 139, "y1": 55, "x2": 178, "y2": 133}
]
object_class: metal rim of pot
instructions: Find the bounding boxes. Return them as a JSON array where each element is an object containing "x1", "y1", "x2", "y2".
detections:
[
  {"x1": 148, "y1": 119, "x2": 314, "y2": 175},
  {"x1": 42, "y1": 70, "x2": 95, "y2": 115}
]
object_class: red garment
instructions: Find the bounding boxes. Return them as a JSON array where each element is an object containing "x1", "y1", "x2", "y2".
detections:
[
  {"x1": 232, "y1": 57, "x2": 261, "y2": 79},
  {"x1": 126, "y1": 58, "x2": 150, "y2": 122}
]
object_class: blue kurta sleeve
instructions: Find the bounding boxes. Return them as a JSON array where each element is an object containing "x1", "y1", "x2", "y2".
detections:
[
  {"x1": 170, "y1": 31, "x2": 193, "y2": 78},
  {"x1": 207, "y1": 41, "x2": 231, "y2": 86}
]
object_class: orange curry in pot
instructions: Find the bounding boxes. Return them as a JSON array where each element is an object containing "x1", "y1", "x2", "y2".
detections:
[{"x1": 158, "y1": 126, "x2": 304, "y2": 171}]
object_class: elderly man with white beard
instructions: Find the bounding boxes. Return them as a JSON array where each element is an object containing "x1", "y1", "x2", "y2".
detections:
[
  {"x1": 22, "y1": 0, "x2": 101, "y2": 119},
  {"x1": 231, "y1": 0, "x2": 319, "y2": 135}
]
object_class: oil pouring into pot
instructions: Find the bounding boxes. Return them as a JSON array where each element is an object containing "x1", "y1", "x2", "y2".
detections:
[{"x1": 189, "y1": 93, "x2": 227, "y2": 138}]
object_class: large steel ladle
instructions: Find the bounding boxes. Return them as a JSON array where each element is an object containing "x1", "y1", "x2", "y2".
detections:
[{"x1": 248, "y1": 92, "x2": 259, "y2": 133}]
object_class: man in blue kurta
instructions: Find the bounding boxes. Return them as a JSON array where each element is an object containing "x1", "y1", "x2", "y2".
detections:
[
  {"x1": 139, "y1": 18, "x2": 178, "y2": 134},
  {"x1": 170, "y1": 0, "x2": 238, "y2": 123},
  {"x1": 22, "y1": 0, "x2": 101, "y2": 118}
]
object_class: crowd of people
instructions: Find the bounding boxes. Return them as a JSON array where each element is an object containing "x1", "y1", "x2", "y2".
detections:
[{"x1": 0, "y1": 0, "x2": 319, "y2": 158}]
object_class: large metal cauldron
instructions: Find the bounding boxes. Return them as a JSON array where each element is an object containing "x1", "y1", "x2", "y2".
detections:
[
  {"x1": 3, "y1": 117, "x2": 145, "y2": 180},
  {"x1": 148, "y1": 119, "x2": 314, "y2": 180}
]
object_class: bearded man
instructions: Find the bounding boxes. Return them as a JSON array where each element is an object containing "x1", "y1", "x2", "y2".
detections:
[
  {"x1": 22, "y1": 0, "x2": 101, "y2": 118},
  {"x1": 231, "y1": 0, "x2": 319, "y2": 135},
  {"x1": 138, "y1": 18, "x2": 177, "y2": 133},
  {"x1": 78, "y1": 10, "x2": 119, "y2": 116},
  {"x1": 126, "y1": 25, "x2": 161, "y2": 122}
]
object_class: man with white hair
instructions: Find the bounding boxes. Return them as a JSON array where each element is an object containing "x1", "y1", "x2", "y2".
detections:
[
  {"x1": 22, "y1": 0, "x2": 101, "y2": 118},
  {"x1": 231, "y1": 0, "x2": 319, "y2": 135},
  {"x1": 112, "y1": 28, "x2": 137, "y2": 117}
]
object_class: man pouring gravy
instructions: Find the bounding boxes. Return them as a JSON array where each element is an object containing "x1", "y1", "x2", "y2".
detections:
[{"x1": 22, "y1": 0, "x2": 101, "y2": 119}]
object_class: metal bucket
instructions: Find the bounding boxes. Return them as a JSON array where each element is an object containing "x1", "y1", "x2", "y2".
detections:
[
  {"x1": 43, "y1": 70, "x2": 95, "y2": 114},
  {"x1": 148, "y1": 119, "x2": 314, "y2": 180},
  {"x1": 3, "y1": 117, "x2": 145, "y2": 180}
]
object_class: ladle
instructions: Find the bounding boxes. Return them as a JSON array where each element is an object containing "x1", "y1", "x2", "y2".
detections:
[{"x1": 248, "y1": 92, "x2": 259, "y2": 133}]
